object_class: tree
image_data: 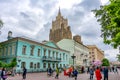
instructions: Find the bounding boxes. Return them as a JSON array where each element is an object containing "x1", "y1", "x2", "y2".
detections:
[
  {"x1": 0, "y1": 58, "x2": 17, "y2": 68},
  {"x1": 116, "y1": 54, "x2": 120, "y2": 61},
  {"x1": 92, "y1": 0, "x2": 120, "y2": 48},
  {"x1": 102, "y1": 58, "x2": 110, "y2": 66},
  {"x1": 9, "y1": 58, "x2": 17, "y2": 68}
]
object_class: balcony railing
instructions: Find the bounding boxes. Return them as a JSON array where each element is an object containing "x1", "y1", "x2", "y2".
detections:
[{"x1": 42, "y1": 56, "x2": 61, "y2": 62}]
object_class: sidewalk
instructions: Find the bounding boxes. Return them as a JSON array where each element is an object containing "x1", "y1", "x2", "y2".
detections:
[{"x1": 7, "y1": 69, "x2": 120, "y2": 80}]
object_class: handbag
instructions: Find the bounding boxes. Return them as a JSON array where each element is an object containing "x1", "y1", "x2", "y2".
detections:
[{"x1": 3, "y1": 75, "x2": 7, "y2": 79}]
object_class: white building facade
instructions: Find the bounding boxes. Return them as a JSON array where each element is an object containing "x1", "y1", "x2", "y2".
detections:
[{"x1": 57, "y1": 39, "x2": 90, "y2": 67}]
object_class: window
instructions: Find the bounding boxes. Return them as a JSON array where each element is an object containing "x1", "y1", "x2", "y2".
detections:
[
  {"x1": 34, "y1": 64, "x2": 36, "y2": 69},
  {"x1": 1, "y1": 49, "x2": 3, "y2": 56},
  {"x1": 53, "y1": 51, "x2": 55, "y2": 57},
  {"x1": 52, "y1": 63, "x2": 55, "y2": 68},
  {"x1": 56, "y1": 52, "x2": 58, "y2": 58},
  {"x1": 43, "y1": 63, "x2": 46, "y2": 68},
  {"x1": 37, "y1": 63, "x2": 40, "y2": 68},
  {"x1": 60, "y1": 64, "x2": 62, "y2": 68},
  {"x1": 44, "y1": 49, "x2": 46, "y2": 56},
  {"x1": 66, "y1": 55, "x2": 68, "y2": 61},
  {"x1": 12, "y1": 45, "x2": 16, "y2": 55},
  {"x1": 48, "y1": 63, "x2": 50, "y2": 68},
  {"x1": 0, "y1": 48, "x2": 2, "y2": 56},
  {"x1": 56, "y1": 64, "x2": 58, "y2": 68},
  {"x1": 38, "y1": 49, "x2": 40, "y2": 56},
  {"x1": 4, "y1": 47, "x2": 7, "y2": 56},
  {"x1": 30, "y1": 46, "x2": 34, "y2": 56},
  {"x1": 63, "y1": 53, "x2": 65, "y2": 60},
  {"x1": 63, "y1": 64, "x2": 65, "y2": 67},
  {"x1": 60, "y1": 54, "x2": 61, "y2": 58},
  {"x1": 48, "y1": 50, "x2": 51, "y2": 57},
  {"x1": 30, "y1": 62, "x2": 33, "y2": 68},
  {"x1": 21, "y1": 62, "x2": 26, "y2": 68},
  {"x1": 22, "y1": 45, "x2": 26, "y2": 55},
  {"x1": 8, "y1": 46, "x2": 11, "y2": 55}
]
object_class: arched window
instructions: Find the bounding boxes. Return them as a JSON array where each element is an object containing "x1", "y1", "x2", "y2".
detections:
[
  {"x1": 30, "y1": 62, "x2": 33, "y2": 68},
  {"x1": 37, "y1": 62, "x2": 40, "y2": 68},
  {"x1": 43, "y1": 63, "x2": 46, "y2": 68}
]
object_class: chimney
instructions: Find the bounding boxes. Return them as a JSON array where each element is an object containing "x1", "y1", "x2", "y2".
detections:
[{"x1": 7, "y1": 31, "x2": 12, "y2": 40}]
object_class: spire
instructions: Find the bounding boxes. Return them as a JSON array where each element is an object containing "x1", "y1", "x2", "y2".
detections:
[{"x1": 58, "y1": 7, "x2": 61, "y2": 16}]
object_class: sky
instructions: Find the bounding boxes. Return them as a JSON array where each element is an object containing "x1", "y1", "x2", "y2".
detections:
[{"x1": 0, "y1": 0, "x2": 119, "y2": 61}]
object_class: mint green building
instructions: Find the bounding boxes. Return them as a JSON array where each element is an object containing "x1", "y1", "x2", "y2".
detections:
[{"x1": 0, "y1": 37, "x2": 70, "y2": 72}]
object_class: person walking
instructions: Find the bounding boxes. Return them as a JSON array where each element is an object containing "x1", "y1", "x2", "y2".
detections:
[
  {"x1": 0, "y1": 68, "x2": 2, "y2": 80},
  {"x1": 87, "y1": 67, "x2": 90, "y2": 74},
  {"x1": 55, "y1": 67, "x2": 59, "y2": 79},
  {"x1": 81, "y1": 66, "x2": 84, "y2": 73},
  {"x1": 103, "y1": 66, "x2": 108, "y2": 80},
  {"x1": 49, "y1": 67, "x2": 53, "y2": 76},
  {"x1": 1, "y1": 68, "x2": 7, "y2": 80},
  {"x1": 114, "y1": 66, "x2": 118, "y2": 73},
  {"x1": 22, "y1": 67, "x2": 27, "y2": 80},
  {"x1": 95, "y1": 67, "x2": 102, "y2": 80},
  {"x1": 89, "y1": 67, "x2": 94, "y2": 80},
  {"x1": 112, "y1": 66, "x2": 114, "y2": 72},
  {"x1": 73, "y1": 69, "x2": 78, "y2": 80}
]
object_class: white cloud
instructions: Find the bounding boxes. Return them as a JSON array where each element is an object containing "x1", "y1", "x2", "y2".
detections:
[
  {"x1": 105, "y1": 48, "x2": 119, "y2": 61},
  {"x1": 100, "y1": 0, "x2": 109, "y2": 5},
  {"x1": 58, "y1": 0, "x2": 82, "y2": 9}
]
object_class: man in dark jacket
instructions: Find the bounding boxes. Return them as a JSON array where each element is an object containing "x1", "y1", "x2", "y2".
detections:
[
  {"x1": 22, "y1": 67, "x2": 27, "y2": 80},
  {"x1": 89, "y1": 67, "x2": 94, "y2": 80},
  {"x1": 103, "y1": 67, "x2": 108, "y2": 80},
  {"x1": 73, "y1": 69, "x2": 78, "y2": 80}
]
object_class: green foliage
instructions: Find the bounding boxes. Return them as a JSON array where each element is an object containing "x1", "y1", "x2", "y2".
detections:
[
  {"x1": 0, "y1": 58, "x2": 17, "y2": 68},
  {"x1": 102, "y1": 58, "x2": 110, "y2": 66},
  {"x1": 116, "y1": 54, "x2": 120, "y2": 61},
  {"x1": 92, "y1": 0, "x2": 120, "y2": 48}
]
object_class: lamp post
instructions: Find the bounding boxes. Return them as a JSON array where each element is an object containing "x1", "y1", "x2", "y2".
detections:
[{"x1": 71, "y1": 54, "x2": 76, "y2": 68}]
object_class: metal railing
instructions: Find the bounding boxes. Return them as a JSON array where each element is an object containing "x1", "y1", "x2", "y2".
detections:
[{"x1": 42, "y1": 56, "x2": 61, "y2": 62}]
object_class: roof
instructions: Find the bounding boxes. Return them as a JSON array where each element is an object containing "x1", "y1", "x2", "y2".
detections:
[{"x1": 0, "y1": 37, "x2": 69, "y2": 53}]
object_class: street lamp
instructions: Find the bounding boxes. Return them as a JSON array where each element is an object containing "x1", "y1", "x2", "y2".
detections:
[{"x1": 71, "y1": 54, "x2": 76, "y2": 68}]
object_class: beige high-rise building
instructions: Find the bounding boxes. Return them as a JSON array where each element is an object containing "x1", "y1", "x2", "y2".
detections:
[
  {"x1": 49, "y1": 8, "x2": 72, "y2": 43},
  {"x1": 87, "y1": 45, "x2": 104, "y2": 65}
]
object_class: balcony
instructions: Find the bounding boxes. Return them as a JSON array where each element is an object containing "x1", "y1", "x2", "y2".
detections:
[{"x1": 42, "y1": 56, "x2": 61, "y2": 62}]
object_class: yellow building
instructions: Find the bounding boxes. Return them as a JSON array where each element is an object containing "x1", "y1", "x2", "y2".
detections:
[{"x1": 87, "y1": 45, "x2": 104, "y2": 65}]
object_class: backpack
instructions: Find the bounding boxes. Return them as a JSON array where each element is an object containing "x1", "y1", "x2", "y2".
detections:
[
  {"x1": 73, "y1": 70, "x2": 78, "y2": 75},
  {"x1": 90, "y1": 69, "x2": 94, "y2": 75}
]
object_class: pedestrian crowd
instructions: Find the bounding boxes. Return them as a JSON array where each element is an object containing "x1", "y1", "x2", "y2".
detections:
[
  {"x1": 87, "y1": 66, "x2": 119, "y2": 80},
  {"x1": 0, "y1": 67, "x2": 27, "y2": 80},
  {"x1": 0, "y1": 66, "x2": 119, "y2": 80}
]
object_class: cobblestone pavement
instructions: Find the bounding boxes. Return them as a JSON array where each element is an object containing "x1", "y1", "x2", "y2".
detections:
[{"x1": 7, "y1": 69, "x2": 120, "y2": 80}]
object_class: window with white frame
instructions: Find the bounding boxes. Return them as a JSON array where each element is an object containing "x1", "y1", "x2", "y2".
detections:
[
  {"x1": 30, "y1": 62, "x2": 33, "y2": 68},
  {"x1": 38, "y1": 49, "x2": 40, "y2": 56},
  {"x1": 22, "y1": 45, "x2": 26, "y2": 55},
  {"x1": 43, "y1": 63, "x2": 46, "y2": 68},
  {"x1": 12, "y1": 45, "x2": 16, "y2": 55}
]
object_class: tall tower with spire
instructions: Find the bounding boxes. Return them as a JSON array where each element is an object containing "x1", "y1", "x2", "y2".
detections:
[{"x1": 49, "y1": 8, "x2": 72, "y2": 43}]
